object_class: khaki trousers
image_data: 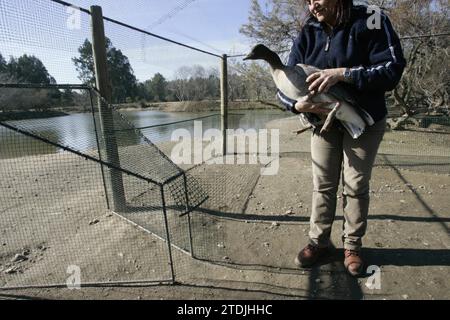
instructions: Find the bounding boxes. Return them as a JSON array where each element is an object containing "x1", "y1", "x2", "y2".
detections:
[{"x1": 309, "y1": 118, "x2": 386, "y2": 251}]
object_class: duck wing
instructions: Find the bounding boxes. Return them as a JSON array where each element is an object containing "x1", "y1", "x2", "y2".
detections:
[
  {"x1": 273, "y1": 65, "x2": 311, "y2": 100},
  {"x1": 296, "y1": 64, "x2": 374, "y2": 126},
  {"x1": 327, "y1": 83, "x2": 358, "y2": 106},
  {"x1": 294, "y1": 63, "x2": 357, "y2": 105}
]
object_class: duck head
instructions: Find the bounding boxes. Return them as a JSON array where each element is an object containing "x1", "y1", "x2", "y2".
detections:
[
  {"x1": 243, "y1": 44, "x2": 283, "y2": 69},
  {"x1": 243, "y1": 44, "x2": 274, "y2": 61}
]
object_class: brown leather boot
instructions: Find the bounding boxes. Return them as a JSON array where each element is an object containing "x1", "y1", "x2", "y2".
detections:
[
  {"x1": 344, "y1": 249, "x2": 363, "y2": 276},
  {"x1": 294, "y1": 244, "x2": 329, "y2": 268}
]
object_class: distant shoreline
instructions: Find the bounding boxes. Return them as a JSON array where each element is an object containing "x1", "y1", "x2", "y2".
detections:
[
  {"x1": 114, "y1": 100, "x2": 283, "y2": 113},
  {"x1": 0, "y1": 100, "x2": 284, "y2": 121},
  {"x1": 0, "y1": 110, "x2": 70, "y2": 121}
]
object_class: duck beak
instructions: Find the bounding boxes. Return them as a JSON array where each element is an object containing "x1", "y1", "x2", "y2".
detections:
[{"x1": 243, "y1": 53, "x2": 253, "y2": 61}]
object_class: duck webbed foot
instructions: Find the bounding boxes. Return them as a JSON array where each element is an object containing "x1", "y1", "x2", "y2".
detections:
[{"x1": 320, "y1": 102, "x2": 341, "y2": 134}]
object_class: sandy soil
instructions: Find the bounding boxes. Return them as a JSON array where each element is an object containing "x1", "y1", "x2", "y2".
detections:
[{"x1": 0, "y1": 115, "x2": 449, "y2": 300}]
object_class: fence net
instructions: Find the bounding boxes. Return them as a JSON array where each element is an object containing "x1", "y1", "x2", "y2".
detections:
[
  {"x1": 0, "y1": 92, "x2": 176, "y2": 287},
  {"x1": 1, "y1": 0, "x2": 449, "y2": 293},
  {"x1": 0, "y1": 84, "x2": 214, "y2": 287}
]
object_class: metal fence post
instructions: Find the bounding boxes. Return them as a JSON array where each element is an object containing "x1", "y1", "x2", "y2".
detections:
[
  {"x1": 91, "y1": 5, "x2": 126, "y2": 212},
  {"x1": 160, "y1": 185, "x2": 176, "y2": 283},
  {"x1": 88, "y1": 88, "x2": 111, "y2": 211},
  {"x1": 220, "y1": 54, "x2": 228, "y2": 156}
]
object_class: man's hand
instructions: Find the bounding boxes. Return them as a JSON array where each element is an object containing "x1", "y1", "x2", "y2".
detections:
[{"x1": 306, "y1": 68, "x2": 346, "y2": 94}]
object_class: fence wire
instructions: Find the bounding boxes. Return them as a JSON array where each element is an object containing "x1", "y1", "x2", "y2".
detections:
[
  {"x1": 1, "y1": 0, "x2": 449, "y2": 293},
  {"x1": 0, "y1": 94, "x2": 176, "y2": 287},
  {"x1": 0, "y1": 85, "x2": 213, "y2": 288}
]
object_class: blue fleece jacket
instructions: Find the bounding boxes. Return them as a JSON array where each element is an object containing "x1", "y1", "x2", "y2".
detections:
[{"x1": 278, "y1": 5, "x2": 406, "y2": 123}]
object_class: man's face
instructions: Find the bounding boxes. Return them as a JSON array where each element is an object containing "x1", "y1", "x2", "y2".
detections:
[{"x1": 305, "y1": 0, "x2": 338, "y2": 24}]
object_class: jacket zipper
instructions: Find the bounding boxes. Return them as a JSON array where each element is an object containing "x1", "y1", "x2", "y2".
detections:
[{"x1": 325, "y1": 35, "x2": 331, "y2": 52}]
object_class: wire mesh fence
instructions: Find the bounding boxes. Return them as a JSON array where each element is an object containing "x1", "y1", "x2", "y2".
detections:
[
  {"x1": 0, "y1": 96, "x2": 175, "y2": 287},
  {"x1": 0, "y1": 0, "x2": 449, "y2": 293},
  {"x1": 0, "y1": 84, "x2": 289, "y2": 287},
  {"x1": 0, "y1": 84, "x2": 214, "y2": 288}
]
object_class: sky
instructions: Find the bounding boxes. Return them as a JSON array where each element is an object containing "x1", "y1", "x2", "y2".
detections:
[
  {"x1": 69, "y1": 0, "x2": 253, "y2": 54},
  {"x1": 0, "y1": 0, "x2": 255, "y2": 84}
]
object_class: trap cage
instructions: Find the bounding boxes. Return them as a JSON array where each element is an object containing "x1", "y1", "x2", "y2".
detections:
[
  {"x1": 0, "y1": 0, "x2": 237, "y2": 289},
  {"x1": 0, "y1": 83, "x2": 212, "y2": 288}
]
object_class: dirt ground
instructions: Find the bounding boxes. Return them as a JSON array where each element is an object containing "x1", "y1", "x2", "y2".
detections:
[{"x1": 0, "y1": 116, "x2": 449, "y2": 300}]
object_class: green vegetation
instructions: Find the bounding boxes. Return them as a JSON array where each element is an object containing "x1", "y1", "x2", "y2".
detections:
[{"x1": 0, "y1": 35, "x2": 278, "y2": 117}]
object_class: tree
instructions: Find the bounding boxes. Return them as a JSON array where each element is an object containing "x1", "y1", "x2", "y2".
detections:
[
  {"x1": 0, "y1": 54, "x2": 58, "y2": 112},
  {"x1": 170, "y1": 66, "x2": 193, "y2": 101},
  {"x1": 7, "y1": 54, "x2": 56, "y2": 84},
  {"x1": 61, "y1": 88, "x2": 75, "y2": 106},
  {"x1": 168, "y1": 65, "x2": 221, "y2": 102},
  {"x1": 240, "y1": 0, "x2": 310, "y2": 53},
  {"x1": 227, "y1": 69, "x2": 247, "y2": 101},
  {"x1": 190, "y1": 65, "x2": 208, "y2": 100},
  {"x1": 385, "y1": 0, "x2": 450, "y2": 120},
  {"x1": 240, "y1": 0, "x2": 376, "y2": 55},
  {"x1": 241, "y1": 0, "x2": 450, "y2": 126},
  {"x1": 72, "y1": 39, "x2": 95, "y2": 85},
  {"x1": 136, "y1": 82, "x2": 152, "y2": 102},
  {"x1": 147, "y1": 73, "x2": 168, "y2": 102},
  {"x1": 0, "y1": 53, "x2": 6, "y2": 73},
  {"x1": 72, "y1": 38, "x2": 138, "y2": 103},
  {"x1": 205, "y1": 71, "x2": 220, "y2": 100},
  {"x1": 243, "y1": 62, "x2": 276, "y2": 101}
]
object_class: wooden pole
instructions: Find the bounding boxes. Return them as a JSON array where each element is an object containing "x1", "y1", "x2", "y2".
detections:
[
  {"x1": 220, "y1": 54, "x2": 228, "y2": 156},
  {"x1": 91, "y1": 5, "x2": 126, "y2": 212}
]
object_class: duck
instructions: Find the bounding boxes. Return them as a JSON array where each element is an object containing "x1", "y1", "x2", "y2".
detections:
[{"x1": 243, "y1": 44, "x2": 374, "y2": 138}]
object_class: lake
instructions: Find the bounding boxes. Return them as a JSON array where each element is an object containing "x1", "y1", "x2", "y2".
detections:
[{"x1": 0, "y1": 109, "x2": 289, "y2": 159}]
